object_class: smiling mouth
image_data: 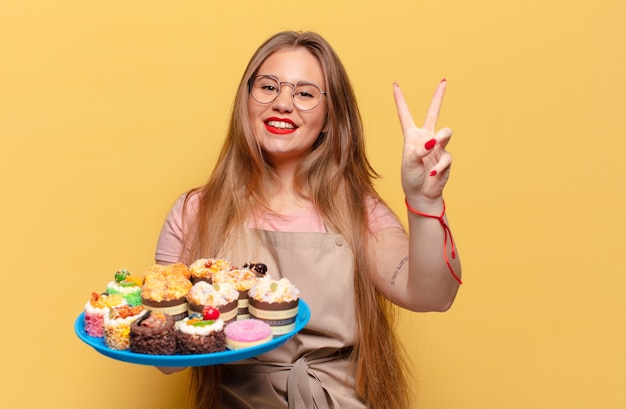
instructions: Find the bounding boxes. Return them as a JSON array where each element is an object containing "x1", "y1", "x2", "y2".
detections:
[{"x1": 265, "y1": 120, "x2": 296, "y2": 130}]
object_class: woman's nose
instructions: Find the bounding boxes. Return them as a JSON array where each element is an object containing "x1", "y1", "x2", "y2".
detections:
[{"x1": 272, "y1": 86, "x2": 294, "y2": 112}]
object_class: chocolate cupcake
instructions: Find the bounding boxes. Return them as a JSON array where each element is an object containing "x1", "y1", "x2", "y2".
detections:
[{"x1": 130, "y1": 311, "x2": 176, "y2": 355}]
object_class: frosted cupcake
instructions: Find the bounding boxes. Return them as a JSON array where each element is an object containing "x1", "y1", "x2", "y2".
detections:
[
  {"x1": 141, "y1": 264, "x2": 192, "y2": 322},
  {"x1": 83, "y1": 292, "x2": 127, "y2": 337},
  {"x1": 189, "y1": 258, "x2": 234, "y2": 284},
  {"x1": 175, "y1": 308, "x2": 227, "y2": 354},
  {"x1": 224, "y1": 319, "x2": 273, "y2": 350},
  {"x1": 105, "y1": 269, "x2": 143, "y2": 306},
  {"x1": 213, "y1": 268, "x2": 261, "y2": 319},
  {"x1": 248, "y1": 276, "x2": 300, "y2": 336},
  {"x1": 103, "y1": 305, "x2": 147, "y2": 350},
  {"x1": 186, "y1": 281, "x2": 239, "y2": 324}
]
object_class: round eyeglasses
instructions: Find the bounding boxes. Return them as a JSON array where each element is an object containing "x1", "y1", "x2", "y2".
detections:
[{"x1": 249, "y1": 75, "x2": 327, "y2": 111}]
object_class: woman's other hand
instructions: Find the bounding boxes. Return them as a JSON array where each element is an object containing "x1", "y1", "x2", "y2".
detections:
[{"x1": 393, "y1": 80, "x2": 453, "y2": 204}]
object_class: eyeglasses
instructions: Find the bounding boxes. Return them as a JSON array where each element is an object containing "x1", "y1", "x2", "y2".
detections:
[{"x1": 249, "y1": 75, "x2": 327, "y2": 111}]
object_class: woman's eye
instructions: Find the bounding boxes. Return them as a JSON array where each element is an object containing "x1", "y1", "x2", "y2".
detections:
[{"x1": 295, "y1": 90, "x2": 314, "y2": 100}]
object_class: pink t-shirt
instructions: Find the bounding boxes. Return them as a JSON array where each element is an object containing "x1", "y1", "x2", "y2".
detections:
[{"x1": 155, "y1": 192, "x2": 403, "y2": 263}]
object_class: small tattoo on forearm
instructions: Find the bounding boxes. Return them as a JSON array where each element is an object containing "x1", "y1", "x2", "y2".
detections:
[{"x1": 390, "y1": 256, "x2": 409, "y2": 286}]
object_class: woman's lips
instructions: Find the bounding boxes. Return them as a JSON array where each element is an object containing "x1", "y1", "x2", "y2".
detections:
[{"x1": 264, "y1": 118, "x2": 297, "y2": 135}]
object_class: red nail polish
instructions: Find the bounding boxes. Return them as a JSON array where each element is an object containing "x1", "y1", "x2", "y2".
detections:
[
  {"x1": 424, "y1": 139, "x2": 437, "y2": 150},
  {"x1": 429, "y1": 170, "x2": 437, "y2": 176},
  {"x1": 440, "y1": 78, "x2": 447, "y2": 83}
]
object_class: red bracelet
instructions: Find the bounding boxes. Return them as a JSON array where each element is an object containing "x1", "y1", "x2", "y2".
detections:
[{"x1": 405, "y1": 198, "x2": 462, "y2": 284}]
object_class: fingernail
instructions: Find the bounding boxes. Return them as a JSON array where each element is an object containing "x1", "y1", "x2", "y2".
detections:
[
  {"x1": 440, "y1": 78, "x2": 447, "y2": 83},
  {"x1": 430, "y1": 170, "x2": 437, "y2": 176},
  {"x1": 424, "y1": 139, "x2": 437, "y2": 150}
]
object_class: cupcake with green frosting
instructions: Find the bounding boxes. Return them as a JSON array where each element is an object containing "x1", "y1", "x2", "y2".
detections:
[{"x1": 105, "y1": 269, "x2": 143, "y2": 306}]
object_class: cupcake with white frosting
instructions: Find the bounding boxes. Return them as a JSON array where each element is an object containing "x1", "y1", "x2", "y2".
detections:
[
  {"x1": 248, "y1": 276, "x2": 300, "y2": 336},
  {"x1": 186, "y1": 281, "x2": 239, "y2": 324}
]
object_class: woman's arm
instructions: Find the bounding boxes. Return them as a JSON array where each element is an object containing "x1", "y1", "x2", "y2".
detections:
[{"x1": 371, "y1": 81, "x2": 461, "y2": 312}]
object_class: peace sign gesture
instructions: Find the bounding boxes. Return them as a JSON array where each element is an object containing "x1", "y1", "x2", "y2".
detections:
[{"x1": 393, "y1": 80, "x2": 453, "y2": 204}]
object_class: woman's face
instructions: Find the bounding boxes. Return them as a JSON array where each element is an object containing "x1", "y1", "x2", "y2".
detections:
[{"x1": 248, "y1": 47, "x2": 328, "y2": 165}]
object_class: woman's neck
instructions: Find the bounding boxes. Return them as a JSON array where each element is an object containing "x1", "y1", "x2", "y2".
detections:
[{"x1": 263, "y1": 156, "x2": 312, "y2": 214}]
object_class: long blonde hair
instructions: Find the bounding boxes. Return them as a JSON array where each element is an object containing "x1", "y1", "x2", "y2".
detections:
[{"x1": 184, "y1": 31, "x2": 411, "y2": 409}]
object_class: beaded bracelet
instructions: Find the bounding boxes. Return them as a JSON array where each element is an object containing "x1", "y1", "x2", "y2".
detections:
[{"x1": 405, "y1": 198, "x2": 462, "y2": 284}]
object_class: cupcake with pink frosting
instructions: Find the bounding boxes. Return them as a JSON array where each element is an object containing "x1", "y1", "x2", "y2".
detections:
[
  {"x1": 83, "y1": 292, "x2": 127, "y2": 337},
  {"x1": 224, "y1": 319, "x2": 273, "y2": 350}
]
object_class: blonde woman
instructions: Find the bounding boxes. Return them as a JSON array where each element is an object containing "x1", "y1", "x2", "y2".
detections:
[{"x1": 156, "y1": 30, "x2": 462, "y2": 409}]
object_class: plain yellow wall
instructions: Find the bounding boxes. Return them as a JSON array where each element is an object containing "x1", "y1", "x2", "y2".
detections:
[{"x1": 1, "y1": 0, "x2": 624, "y2": 408}]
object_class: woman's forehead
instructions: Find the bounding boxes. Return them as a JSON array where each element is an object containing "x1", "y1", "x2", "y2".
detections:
[{"x1": 257, "y1": 48, "x2": 324, "y2": 84}]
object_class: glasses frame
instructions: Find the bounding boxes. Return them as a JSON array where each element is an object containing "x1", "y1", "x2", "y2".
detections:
[{"x1": 248, "y1": 75, "x2": 327, "y2": 112}]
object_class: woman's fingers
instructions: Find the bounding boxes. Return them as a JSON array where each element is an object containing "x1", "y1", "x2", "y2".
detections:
[
  {"x1": 393, "y1": 82, "x2": 417, "y2": 137},
  {"x1": 423, "y1": 79, "x2": 447, "y2": 132},
  {"x1": 435, "y1": 127, "x2": 453, "y2": 150},
  {"x1": 428, "y1": 151, "x2": 452, "y2": 178},
  {"x1": 394, "y1": 80, "x2": 447, "y2": 140}
]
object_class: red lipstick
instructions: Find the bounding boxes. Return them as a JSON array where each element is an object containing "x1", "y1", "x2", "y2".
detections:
[{"x1": 264, "y1": 117, "x2": 297, "y2": 135}]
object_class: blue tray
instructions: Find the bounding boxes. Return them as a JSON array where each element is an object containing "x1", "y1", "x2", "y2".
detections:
[{"x1": 75, "y1": 300, "x2": 310, "y2": 367}]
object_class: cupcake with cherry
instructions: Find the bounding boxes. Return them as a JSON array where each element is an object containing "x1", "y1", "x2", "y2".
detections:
[
  {"x1": 186, "y1": 281, "x2": 239, "y2": 324},
  {"x1": 175, "y1": 306, "x2": 227, "y2": 354}
]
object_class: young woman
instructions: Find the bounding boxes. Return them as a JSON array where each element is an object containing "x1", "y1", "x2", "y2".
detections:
[{"x1": 156, "y1": 30, "x2": 462, "y2": 409}]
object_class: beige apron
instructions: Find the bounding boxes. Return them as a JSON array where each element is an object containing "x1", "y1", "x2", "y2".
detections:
[{"x1": 221, "y1": 228, "x2": 367, "y2": 409}]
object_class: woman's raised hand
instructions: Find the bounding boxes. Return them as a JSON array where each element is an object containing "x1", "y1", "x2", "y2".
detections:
[{"x1": 393, "y1": 80, "x2": 453, "y2": 204}]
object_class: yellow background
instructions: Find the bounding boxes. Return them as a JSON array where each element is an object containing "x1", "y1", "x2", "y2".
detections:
[{"x1": 1, "y1": 0, "x2": 624, "y2": 407}]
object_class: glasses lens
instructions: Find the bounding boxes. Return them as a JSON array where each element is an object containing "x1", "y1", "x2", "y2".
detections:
[
  {"x1": 250, "y1": 76, "x2": 324, "y2": 111},
  {"x1": 251, "y1": 76, "x2": 280, "y2": 104},
  {"x1": 293, "y1": 82, "x2": 322, "y2": 111}
]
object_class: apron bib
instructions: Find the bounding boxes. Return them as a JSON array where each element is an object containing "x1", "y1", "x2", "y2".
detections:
[{"x1": 220, "y1": 229, "x2": 366, "y2": 409}]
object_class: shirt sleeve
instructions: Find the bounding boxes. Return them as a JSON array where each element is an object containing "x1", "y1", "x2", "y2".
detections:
[
  {"x1": 366, "y1": 196, "x2": 404, "y2": 233},
  {"x1": 155, "y1": 192, "x2": 196, "y2": 263}
]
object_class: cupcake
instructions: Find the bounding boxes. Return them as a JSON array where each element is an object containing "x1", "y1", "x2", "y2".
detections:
[
  {"x1": 224, "y1": 319, "x2": 273, "y2": 350},
  {"x1": 141, "y1": 263, "x2": 192, "y2": 322},
  {"x1": 129, "y1": 310, "x2": 176, "y2": 355},
  {"x1": 241, "y1": 262, "x2": 268, "y2": 276},
  {"x1": 83, "y1": 292, "x2": 127, "y2": 337},
  {"x1": 175, "y1": 308, "x2": 227, "y2": 354},
  {"x1": 248, "y1": 276, "x2": 300, "y2": 336},
  {"x1": 186, "y1": 281, "x2": 239, "y2": 324},
  {"x1": 103, "y1": 305, "x2": 147, "y2": 350},
  {"x1": 213, "y1": 267, "x2": 262, "y2": 320},
  {"x1": 105, "y1": 269, "x2": 143, "y2": 306},
  {"x1": 189, "y1": 258, "x2": 234, "y2": 284}
]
